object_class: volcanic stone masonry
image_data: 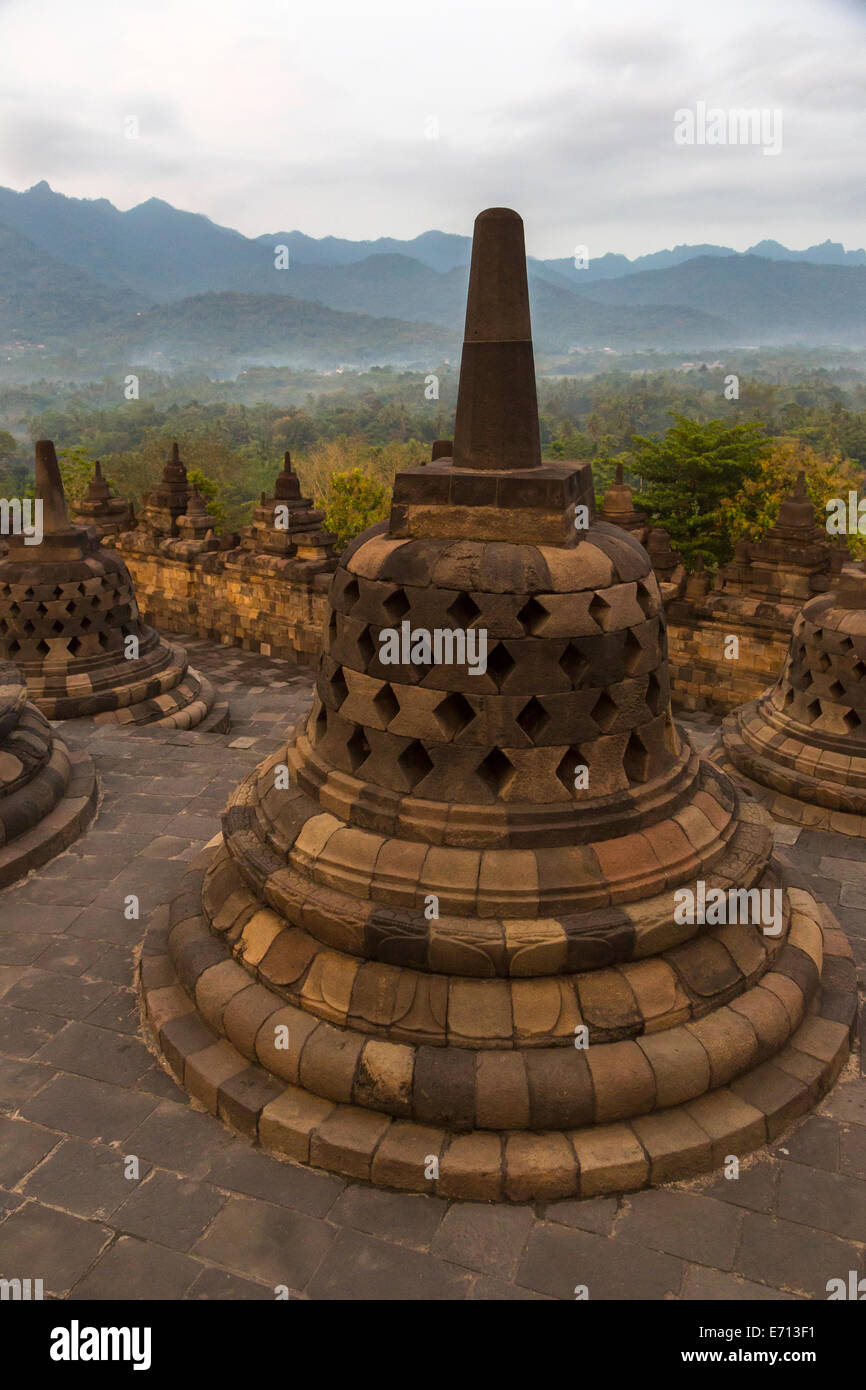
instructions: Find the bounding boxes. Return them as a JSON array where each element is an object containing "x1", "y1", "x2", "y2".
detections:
[
  {"x1": 709, "y1": 569, "x2": 866, "y2": 837},
  {"x1": 0, "y1": 658, "x2": 96, "y2": 887},
  {"x1": 142, "y1": 208, "x2": 855, "y2": 1202},
  {"x1": 667, "y1": 472, "x2": 853, "y2": 713},
  {"x1": 118, "y1": 450, "x2": 338, "y2": 666},
  {"x1": 0, "y1": 441, "x2": 229, "y2": 731},
  {"x1": 599, "y1": 462, "x2": 685, "y2": 605}
]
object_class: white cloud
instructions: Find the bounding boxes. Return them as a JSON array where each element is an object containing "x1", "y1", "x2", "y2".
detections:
[{"x1": 0, "y1": 0, "x2": 862, "y2": 255}]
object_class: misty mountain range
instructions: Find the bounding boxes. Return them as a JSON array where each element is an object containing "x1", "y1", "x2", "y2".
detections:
[{"x1": 2, "y1": 181, "x2": 866, "y2": 372}]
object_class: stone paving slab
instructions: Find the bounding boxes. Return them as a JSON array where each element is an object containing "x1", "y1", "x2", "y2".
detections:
[{"x1": 0, "y1": 634, "x2": 862, "y2": 1300}]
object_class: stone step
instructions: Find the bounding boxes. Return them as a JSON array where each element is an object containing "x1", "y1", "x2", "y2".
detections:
[{"x1": 140, "y1": 877, "x2": 856, "y2": 1201}]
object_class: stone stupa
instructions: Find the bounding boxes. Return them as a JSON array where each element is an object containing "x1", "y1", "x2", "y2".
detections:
[
  {"x1": 710, "y1": 570, "x2": 866, "y2": 835},
  {"x1": 0, "y1": 441, "x2": 229, "y2": 731},
  {"x1": 142, "y1": 209, "x2": 854, "y2": 1201},
  {"x1": 70, "y1": 460, "x2": 135, "y2": 542},
  {"x1": 235, "y1": 452, "x2": 336, "y2": 569},
  {"x1": 599, "y1": 462, "x2": 685, "y2": 602},
  {"x1": 0, "y1": 659, "x2": 96, "y2": 887}
]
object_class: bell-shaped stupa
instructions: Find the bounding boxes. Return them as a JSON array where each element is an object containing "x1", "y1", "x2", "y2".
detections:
[
  {"x1": 0, "y1": 659, "x2": 96, "y2": 886},
  {"x1": 710, "y1": 570, "x2": 866, "y2": 834},
  {"x1": 143, "y1": 210, "x2": 854, "y2": 1201},
  {"x1": 0, "y1": 441, "x2": 228, "y2": 730}
]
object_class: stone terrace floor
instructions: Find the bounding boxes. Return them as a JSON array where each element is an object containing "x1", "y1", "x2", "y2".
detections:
[{"x1": 0, "y1": 635, "x2": 863, "y2": 1301}]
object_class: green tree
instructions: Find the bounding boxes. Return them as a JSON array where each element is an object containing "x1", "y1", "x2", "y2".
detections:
[
  {"x1": 324, "y1": 468, "x2": 391, "y2": 549},
  {"x1": 629, "y1": 413, "x2": 770, "y2": 568},
  {"x1": 187, "y1": 468, "x2": 226, "y2": 531},
  {"x1": 56, "y1": 445, "x2": 101, "y2": 505}
]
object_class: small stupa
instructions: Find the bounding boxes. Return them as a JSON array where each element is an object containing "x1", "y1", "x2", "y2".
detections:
[
  {"x1": 140, "y1": 442, "x2": 190, "y2": 541},
  {"x1": 237, "y1": 453, "x2": 336, "y2": 566},
  {"x1": 599, "y1": 460, "x2": 648, "y2": 535},
  {"x1": 71, "y1": 461, "x2": 135, "y2": 541}
]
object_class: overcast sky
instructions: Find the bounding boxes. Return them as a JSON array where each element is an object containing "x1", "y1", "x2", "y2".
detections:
[{"x1": 0, "y1": 0, "x2": 863, "y2": 258}]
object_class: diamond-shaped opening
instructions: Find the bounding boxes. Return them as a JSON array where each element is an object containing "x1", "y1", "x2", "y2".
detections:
[
  {"x1": 588, "y1": 592, "x2": 611, "y2": 630},
  {"x1": 327, "y1": 665, "x2": 349, "y2": 709},
  {"x1": 68, "y1": 635, "x2": 82, "y2": 655},
  {"x1": 636, "y1": 580, "x2": 657, "y2": 617},
  {"x1": 828, "y1": 680, "x2": 845, "y2": 700},
  {"x1": 487, "y1": 642, "x2": 516, "y2": 691},
  {"x1": 555, "y1": 746, "x2": 587, "y2": 795},
  {"x1": 97, "y1": 632, "x2": 110, "y2": 650},
  {"x1": 517, "y1": 596, "x2": 548, "y2": 636},
  {"x1": 622, "y1": 729, "x2": 651, "y2": 783},
  {"x1": 645, "y1": 670, "x2": 664, "y2": 716},
  {"x1": 36, "y1": 603, "x2": 47, "y2": 616},
  {"x1": 476, "y1": 747, "x2": 515, "y2": 798},
  {"x1": 52, "y1": 586, "x2": 63, "y2": 599},
  {"x1": 8, "y1": 640, "x2": 21, "y2": 656},
  {"x1": 345, "y1": 725, "x2": 371, "y2": 771},
  {"x1": 814, "y1": 651, "x2": 831, "y2": 673},
  {"x1": 843, "y1": 708, "x2": 862, "y2": 732},
  {"x1": 783, "y1": 686, "x2": 795, "y2": 707},
  {"x1": 590, "y1": 690, "x2": 618, "y2": 732},
  {"x1": 397, "y1": 738, "x2": 434, "y2": 790},
  {"x1": 853, "y1": 660, "x2": 866, "y2": 680},
  {"x1": 813, "y1": 628, "x2": 824, "y2": 643},
  {"x1": 447, "y1": 592, "x2": 481, "y2": 627},
  {"x1": 342, "y1": 575, "x2": 360, "y2": 608},
  {"x1": 23, "y1": 587, "x2": 34, "y2": 599},
  {"x1": 382, "y1": 587, "x2": 410, "y2": 623},
  {"x1": 623, "y1": 629, "x2": 643, "y2": 675},
  {"x1": 805, "y1": 698, "x2": 822, "y2": 724},
  {"x1": 64, "y1": 600, "x2": 76, "y2": 615},
  {"x1": 839, "y1": 636, "x2": 854, "y2": 654},
  {"x1": 516, "y1": 696, "x2": 550, "y2": 741},
  {"x1": 80, "y1": 616, "x2": 92, "y2": 631},
  {"x1": 22, "y1": 619, "x2": 35, "y2": 634},
  {"x1": 51, "y1": 620, "x2": 64, "y2": 634},
  {"x1": 373, "y1": 682, "x2": 400, "y2": 727},
  {"x1": 433, "y1": 691, "x2": 476, "y2": 739},
  {"x1": 559, "y1": 641, "x2": 589, "y2": 687},
  {"x1": 357, "y1": 625, "x2": 375, "y2": 666}
]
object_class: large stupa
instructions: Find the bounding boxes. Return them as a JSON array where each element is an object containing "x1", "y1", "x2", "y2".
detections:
[{"x1": 142, "y1": 210, "x2": 855, "y2": 1201}]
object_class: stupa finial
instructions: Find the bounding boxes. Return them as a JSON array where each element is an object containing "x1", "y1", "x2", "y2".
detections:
[
  {"x1": 34, "y1": 439, "x2": 71, "y2": 533},
  {"x1": 452, "y1": 208, "x2": 541, "y2": 472}
]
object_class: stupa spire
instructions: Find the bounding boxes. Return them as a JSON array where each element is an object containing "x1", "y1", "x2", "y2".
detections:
[
  {"x1": 452, "y1": 208, "x2": 541, "y2": 472},
  {"x1": 34, "y1": 439, "x2": 71, "y2": 533}
]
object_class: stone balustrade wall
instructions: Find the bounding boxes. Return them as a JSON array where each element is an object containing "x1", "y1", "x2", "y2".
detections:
[{"x1": 120, "y1": 545, "x2": 332, "y2": 668}]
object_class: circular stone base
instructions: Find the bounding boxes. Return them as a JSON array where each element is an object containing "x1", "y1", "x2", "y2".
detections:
[
  {"x1": 0, "y1": 742, "x2": 98, "y2": 888},
  {"x1": 708, "y1": 731, "x2": 866, "y2": 839},
  {"x1": 139, "y1": 849, "x2": 857, "y2": 1202}
]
